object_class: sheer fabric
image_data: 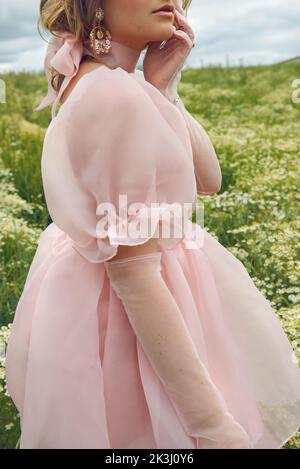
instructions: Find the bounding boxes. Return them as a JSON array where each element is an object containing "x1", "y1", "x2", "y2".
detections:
[{"x1": 4, "y1": 35, "x2": 300, "y2": 449}]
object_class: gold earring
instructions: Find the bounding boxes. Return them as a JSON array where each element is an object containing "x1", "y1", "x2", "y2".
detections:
[{"x1": 90, "y1": 7, "x2": 112, "y2": 54}]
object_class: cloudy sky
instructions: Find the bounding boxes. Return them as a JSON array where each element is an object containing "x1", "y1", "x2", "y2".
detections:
[{"x1": 0, "y1": 0, "x2": 299, "y2": 73}]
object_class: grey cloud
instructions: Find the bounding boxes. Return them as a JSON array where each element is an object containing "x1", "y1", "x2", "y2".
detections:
[
  {"x1": 0, "y1": 0, "x2": 299, "y2": 72},
  {"x1": 187, "y1": 0, "x2": 300, "y2": 66},
  {"x1": 0, "y1": 0, "x2": 40, "y2": 40}
]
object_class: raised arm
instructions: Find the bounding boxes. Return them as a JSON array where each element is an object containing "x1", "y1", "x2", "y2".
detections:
[{"x1": 175, "y1": 97, "x2": 222, "y2": 195}]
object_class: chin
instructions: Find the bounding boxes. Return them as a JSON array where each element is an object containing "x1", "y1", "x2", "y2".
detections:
[{"x1": 150, "y1": 25, "x2": 175, "y2": 42}]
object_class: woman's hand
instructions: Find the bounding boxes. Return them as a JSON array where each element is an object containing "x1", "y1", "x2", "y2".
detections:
[{"x1": 143, "y1": 3, "x2": 195, "y2": 101}]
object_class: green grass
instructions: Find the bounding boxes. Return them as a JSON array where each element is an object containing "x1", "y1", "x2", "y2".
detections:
[{"x1": 0, "y1": 62, "x2": 299, "y2": 448}]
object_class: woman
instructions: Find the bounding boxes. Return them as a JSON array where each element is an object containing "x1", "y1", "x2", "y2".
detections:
[{"x1": 4, "y1": 0, "x2": 300, "y2": 449}]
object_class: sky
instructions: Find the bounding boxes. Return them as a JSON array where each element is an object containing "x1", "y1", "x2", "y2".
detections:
[{"x1": 0, "y1": 0, "x2": 299, "y2": 74}]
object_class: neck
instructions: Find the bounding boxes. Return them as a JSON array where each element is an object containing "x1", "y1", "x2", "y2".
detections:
[{"x1": 82, "y1": 39, "x2": 142, "y2": 74}]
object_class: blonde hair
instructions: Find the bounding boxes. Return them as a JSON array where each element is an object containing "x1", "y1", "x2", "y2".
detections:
[
  {"x1": 182, "y1": 0, "x2": 192, "y2": 10},
  {"x1": 37, "y1": 0, "x2": 193, "y2": 93}
]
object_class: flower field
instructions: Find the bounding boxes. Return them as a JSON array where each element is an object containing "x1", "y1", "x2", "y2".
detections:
[{"x1": 0, "y1": 62, "x2": 299, "y2": 448}]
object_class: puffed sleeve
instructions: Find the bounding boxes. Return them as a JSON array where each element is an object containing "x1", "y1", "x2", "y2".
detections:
[{"x1": 41, "y1": 67, "x2": 197, "y2": 263}]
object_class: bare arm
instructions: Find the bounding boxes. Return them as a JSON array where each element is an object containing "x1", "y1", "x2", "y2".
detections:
[{"x1": 175, "y1": 97, "x2": 222, "y2": 195}]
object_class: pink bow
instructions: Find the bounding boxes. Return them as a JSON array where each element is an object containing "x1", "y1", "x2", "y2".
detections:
[
  {"x1": 182, "y1": 220, "x2": 205, "y2": 250},
  {"x1": 34, "y1": 32, "x2": 84, "y2": 119}
]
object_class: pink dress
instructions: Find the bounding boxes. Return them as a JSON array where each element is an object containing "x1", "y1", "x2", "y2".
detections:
[{"x1": 4, "y1": 35, "x2": 300, "y2": 449}]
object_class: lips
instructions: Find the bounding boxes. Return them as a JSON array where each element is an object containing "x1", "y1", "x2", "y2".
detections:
[{"x1": 152, "y1": 4, "x2": 175, "y2": 14}]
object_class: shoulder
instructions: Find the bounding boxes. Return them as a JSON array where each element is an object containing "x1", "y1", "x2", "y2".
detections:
[
  {"x1": 54, "y1": 66, "x2": 160, "y2": 140},
  {"x1": 69, "y1": 66, "x2": 148, "y2": 114}
]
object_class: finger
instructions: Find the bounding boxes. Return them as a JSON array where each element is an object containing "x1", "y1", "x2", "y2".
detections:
[
  {"x1": 173, "y1": 0, "x2": 185, "y2": 15},
  {"x1": 163, "y1": 34, "x2": 191, "y2": 53},
  {"x1": 156, "y1": 39, "x2": 178, "y2": 54},
  {"x1": 148, "y1": 40, "x2": 170, "y2": 54},
  {"x1": 176, "y1": 12, "x2": 194, "y2": 42},
  {"x1": 172, "y1": 29, "x2": 194, "y2": 50},
  {"x1": 162, "y1": 28, "x2": 194, "y2": 55},
  {"x1": 174, "y1": 10, "x2": 195, "y2": 42}
]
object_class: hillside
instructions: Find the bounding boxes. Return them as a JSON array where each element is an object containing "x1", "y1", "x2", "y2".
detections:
[{"x1": 0, "y1": 61, "x2": 299, "y2": 449}]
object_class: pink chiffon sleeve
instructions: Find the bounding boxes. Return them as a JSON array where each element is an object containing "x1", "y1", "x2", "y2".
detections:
[{"x1": 41, "y1": 67, "x2": 197, "y2": 263}]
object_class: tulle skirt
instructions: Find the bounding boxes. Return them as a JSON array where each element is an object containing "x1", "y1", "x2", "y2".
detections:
[{"x1": 4, "y1": 222, "x2": 300, "y2": 449}]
